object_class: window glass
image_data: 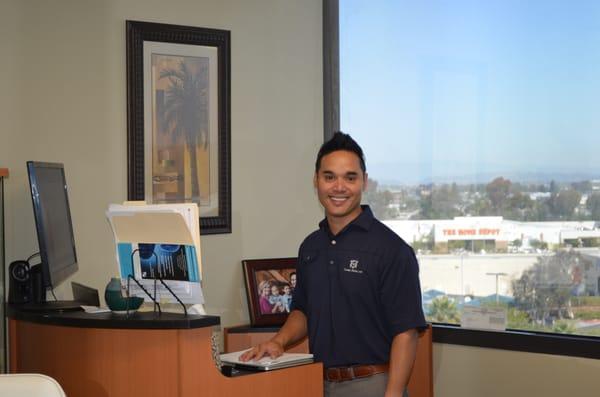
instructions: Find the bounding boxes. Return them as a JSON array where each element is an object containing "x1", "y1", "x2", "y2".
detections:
[{"x1": 340, "y1": 0, "x2": 600, "y2": 337}]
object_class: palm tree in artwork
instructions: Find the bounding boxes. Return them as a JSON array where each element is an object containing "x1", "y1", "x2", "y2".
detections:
[{"x1": 159, "y1": 59, "x2": 208, "y2": 202}]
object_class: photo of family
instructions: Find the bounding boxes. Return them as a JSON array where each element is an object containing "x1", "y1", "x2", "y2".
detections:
[
  {"x1": 242, "y1": 257, "x2": 297, "y2": 326},
  {"x1": 256, "y1": 270, "x2": 297, "y2": 314}
]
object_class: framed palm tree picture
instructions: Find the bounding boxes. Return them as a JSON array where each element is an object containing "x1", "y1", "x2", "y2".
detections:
[{"x1": 126, "y1": 20, "x2": 231, "y2": 234}]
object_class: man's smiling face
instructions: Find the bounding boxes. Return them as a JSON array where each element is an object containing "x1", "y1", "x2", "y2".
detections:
[{"x1": 314, "y1": 150, "x2": 367, "y2": 229}]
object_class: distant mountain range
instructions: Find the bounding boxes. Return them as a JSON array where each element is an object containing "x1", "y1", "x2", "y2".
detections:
[{"x1": 368, "y1": 162, "x2": 600, "y2": 186}]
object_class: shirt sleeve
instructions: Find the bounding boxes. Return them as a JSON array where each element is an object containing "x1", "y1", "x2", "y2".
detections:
[
  {"x1": 289, "y1": 246, "x2": 307, "y2": 315},
  {"x1": 379, "y1": 243, "x2": 427, "y2": 336}
]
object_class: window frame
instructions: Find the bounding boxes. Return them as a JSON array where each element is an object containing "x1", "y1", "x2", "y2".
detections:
[{"x1": 323, "y1": 0, "x2": 600, "y2": 359}]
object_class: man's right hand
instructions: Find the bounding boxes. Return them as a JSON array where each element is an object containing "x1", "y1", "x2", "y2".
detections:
[
  {"x1": 239, "y1": 340, "x2": 284, "y2": 362},
  {"x1": 238, "y1": 310, "x2": 308, "y2": 363}
]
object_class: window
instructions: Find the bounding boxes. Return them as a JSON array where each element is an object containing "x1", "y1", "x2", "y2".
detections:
[{"x1": 331, "y1": 0, "x2": 600, "y2": 357}]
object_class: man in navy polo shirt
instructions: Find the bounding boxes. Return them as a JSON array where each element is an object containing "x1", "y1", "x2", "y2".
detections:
[{"x1": 241, "y1": 132, "x2": 426, "y2": 397}]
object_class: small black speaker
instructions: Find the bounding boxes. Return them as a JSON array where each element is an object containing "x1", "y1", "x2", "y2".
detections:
[{"x1": 8, "y1": 260, "x2": 33, "y2": 304}]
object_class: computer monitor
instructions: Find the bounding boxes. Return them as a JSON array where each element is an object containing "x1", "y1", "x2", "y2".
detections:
[{"x1": 27, "y1": 161, "x2": 80, "y2": 308}]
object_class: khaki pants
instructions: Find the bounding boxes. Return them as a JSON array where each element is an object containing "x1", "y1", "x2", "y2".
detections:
[{"x1": 324, "y1": 373, "x2": 409, "y2": 397}]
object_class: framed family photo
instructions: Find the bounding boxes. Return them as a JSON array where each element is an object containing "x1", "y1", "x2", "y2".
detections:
[
  {"x1": 242, "y1": 257, "x2": 298, "y2": 326},
  {"x1": 126, "y1": 20, "x2": 231, "y2": 234}
]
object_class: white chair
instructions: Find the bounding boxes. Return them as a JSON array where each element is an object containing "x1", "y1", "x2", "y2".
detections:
[{"x1": 0, "y1": 373, "x2": 66, "y2": 397}]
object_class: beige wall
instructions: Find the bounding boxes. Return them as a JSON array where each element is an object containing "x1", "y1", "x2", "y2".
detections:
[
  {"x1": 0, "y1": 0, "x2": 323, "y2": 327},
  {"x1": 1, "y1": 1, "x2": 599, "y2": 396},
  {"x1": 433, "y1": 343, "x2": 600, "y2": 396}
]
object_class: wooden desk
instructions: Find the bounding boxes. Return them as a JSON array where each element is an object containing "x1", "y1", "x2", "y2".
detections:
[
  {"x1": 225, "y1": 324, "x2": 433, "y2": 397},
  {"x1": 8, "y1": 308, "x2": 323, "y2": 397}
]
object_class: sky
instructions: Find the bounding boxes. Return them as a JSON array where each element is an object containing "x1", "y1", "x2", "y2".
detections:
[{"x1": 340, "y1": 0, "x2": 600, "y2": 185}]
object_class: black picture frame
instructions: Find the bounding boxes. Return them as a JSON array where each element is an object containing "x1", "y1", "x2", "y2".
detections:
[
  {"x1": 242, "y1": 258, "x2": 298, "y2": 327},
  {"x1": 126, "y1": 20, "x2": 231, "y2": 234}
]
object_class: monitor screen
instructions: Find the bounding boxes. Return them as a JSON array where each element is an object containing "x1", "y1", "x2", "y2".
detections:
[{"x1": 27, "y1": 161, "x2": 78, "y2": 291}]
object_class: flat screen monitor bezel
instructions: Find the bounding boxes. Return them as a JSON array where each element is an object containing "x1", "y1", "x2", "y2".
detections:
[{"x1": 27, "y1": 161, "x2": 78, "y2": 290}]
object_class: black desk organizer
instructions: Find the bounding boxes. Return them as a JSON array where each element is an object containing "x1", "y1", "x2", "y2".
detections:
[{"x1": 127, "y1": 249, "x2": 188, "y2": 316}]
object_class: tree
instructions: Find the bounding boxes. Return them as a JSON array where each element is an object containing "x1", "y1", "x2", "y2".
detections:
[
  {"x1": 512, "y1": 239, "x2": 522, "y2": 247},
  {"x1": 433, "y1": 184, "x2": 461, "y2": 218},
  {"x1": 159, "y1": 59, "x2": 208, "y2": 202},
  {"x1": 509, "y1": 192, "x2": 533, "y2": 210},
  {"x1": 571, "y1": 180, "x2": 591, "y2": 193},
  {"x1": 552, "y1": 320, "x2": 576, "y2": 334},
  {"x1": 529, "y1": 200, "x2": 551, "y2": 221},
  {"x1": 486, "y1": 177, "x2": 512, "y2": 212},
  {"x1": 505, "y1": 192, "x2": 534, "y2": 220},
  {"x1": 507, "y1": 307, "x2": 535, "y2": 330},
  {"x1": 363, "y1": 178, "x2": 397, "y2": 220},
  {"x1": 416, "y1": 188, "x2": 433, "y2": 220},
  {"x1": 587, "y1": 193, "x2": 600, "y2": 220},
  {"x1": 427, "y1": 296, "x2": 460, "y2": 323},
  {"x1": 537, "y1": 183, "x2": 547, "y2": 193},
  {"x1": 512, "y1": 251, "x2": 578, "y2": 322},
  {"x1": 529, "y1": 239, "x2": 548, "y2": 250},
  {"x1": 550, "y1": 189, "x2": 581, "y2": 219},
  {"x1": 466, "y1": 197, "x2": 493, "y2": 216},
  {"x1": 416, "y1": 184, "x2": 461, "y2": 219}
]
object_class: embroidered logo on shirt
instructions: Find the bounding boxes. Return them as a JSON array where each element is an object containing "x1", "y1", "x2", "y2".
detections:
[{"x1": 344, "y1": 259, "x2": 363, "y2": 274}]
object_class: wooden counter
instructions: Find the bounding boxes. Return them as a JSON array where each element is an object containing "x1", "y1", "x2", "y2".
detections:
[{"x1": 9, "y1": 309, "x2": 323, "y2": 397}]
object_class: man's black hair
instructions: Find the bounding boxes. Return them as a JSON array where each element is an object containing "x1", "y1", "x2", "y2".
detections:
[{"x1": 315, "y1": 131, "x2": 366, "y2": 173}]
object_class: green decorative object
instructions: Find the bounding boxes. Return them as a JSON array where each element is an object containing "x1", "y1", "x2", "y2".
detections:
[{"x1": 104, "y1": 277, "x2": 144, "y2": 313}]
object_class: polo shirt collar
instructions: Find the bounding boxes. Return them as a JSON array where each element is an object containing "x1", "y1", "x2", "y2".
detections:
[{"x1": 318, "y1": 205, "x2": 375, "y2": 234}]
